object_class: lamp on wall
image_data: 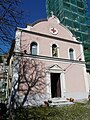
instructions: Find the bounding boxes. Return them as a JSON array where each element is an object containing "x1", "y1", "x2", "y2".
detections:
[
  {"x1": 24, "y1": 50, "x2": 27, "y2": 54},
  {"x1": 79, "y1": 58, "x2": 82, "y2": 61}
]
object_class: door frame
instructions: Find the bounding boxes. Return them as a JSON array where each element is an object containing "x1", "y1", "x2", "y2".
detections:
[{"x1": 46, "y1": 64, "x2": 66, "y2": 99}]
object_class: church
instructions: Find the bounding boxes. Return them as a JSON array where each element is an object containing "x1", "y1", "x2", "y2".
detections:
[{"x1": 13, "y1": 15, "x2": 89, "y2": 106}]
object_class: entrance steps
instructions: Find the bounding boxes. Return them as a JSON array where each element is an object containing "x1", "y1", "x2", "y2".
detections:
[{"x1": 48, "y1": 97, "x2": 74, "y2": 106}]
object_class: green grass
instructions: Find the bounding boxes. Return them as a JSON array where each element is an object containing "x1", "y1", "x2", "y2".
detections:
[{"x1": 9, "y1": 101, "x2": 90, "y2": 120}]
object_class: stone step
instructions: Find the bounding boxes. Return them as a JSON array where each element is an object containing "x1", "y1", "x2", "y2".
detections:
[
  {"x1": 48, "y1": 97, "x2": 74, "y2": 106},
  {"x1": 49, "y1": 98, "x2": 68, "y2": 102}
]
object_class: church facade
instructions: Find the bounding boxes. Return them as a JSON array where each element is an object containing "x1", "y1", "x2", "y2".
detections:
[{"x1": 13, "y1": 15, "x2": 89, "y2": 105}]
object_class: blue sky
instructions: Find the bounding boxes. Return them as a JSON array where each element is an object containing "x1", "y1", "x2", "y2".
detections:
[{"x1": 21, "y1": 0, "x2": 46, "y2": 25}]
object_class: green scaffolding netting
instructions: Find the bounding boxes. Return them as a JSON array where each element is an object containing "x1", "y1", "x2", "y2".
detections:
[{"x1": 46, "y1": 0, "x2": 90, "y2": 70}]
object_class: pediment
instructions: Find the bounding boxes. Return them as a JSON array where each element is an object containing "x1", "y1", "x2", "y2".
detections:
[{"x1": 47, "y1": 64, "x2": 63, "y2": 71}]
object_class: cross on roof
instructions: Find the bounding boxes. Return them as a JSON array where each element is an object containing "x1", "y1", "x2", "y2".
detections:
[{"x1": 51, "y1": 11, "x2": 54, "y2": 16}]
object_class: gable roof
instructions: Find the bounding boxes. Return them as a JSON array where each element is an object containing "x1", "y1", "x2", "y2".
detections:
[{"x1": 25, "y1": 15, "x2": 78, "y2": 43}]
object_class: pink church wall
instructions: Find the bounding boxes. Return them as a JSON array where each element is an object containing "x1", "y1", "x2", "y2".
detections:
[
  {"x1": 15, "y1": 15, "x2": 89, "y2": 102},
  {"x1": 21, "y1": 32, "x2": 82, "y2": 60}
]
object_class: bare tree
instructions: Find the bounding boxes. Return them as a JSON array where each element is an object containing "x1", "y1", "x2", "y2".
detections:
[
  {"x1": 0, "y1": 0, "x2": 23, "y2": 54},
  {"x1": 9, "y1": 55, "x2": 46, "y2": 110}
]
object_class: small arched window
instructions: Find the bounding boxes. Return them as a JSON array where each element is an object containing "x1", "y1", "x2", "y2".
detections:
[
  {"x1": 52, "y1": 44, "x2": 58, "y2": 57},
  {"x1": 69, "y1": 48, "x2": 74, "y2": 60},
  {"x1": 30, "y1": 42, "x2": 37, "y2": 55}
]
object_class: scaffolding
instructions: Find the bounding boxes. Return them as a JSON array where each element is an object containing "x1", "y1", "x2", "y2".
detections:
[{"x1": 46, "y1": 0, "x2": 90, "y2": 70}]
